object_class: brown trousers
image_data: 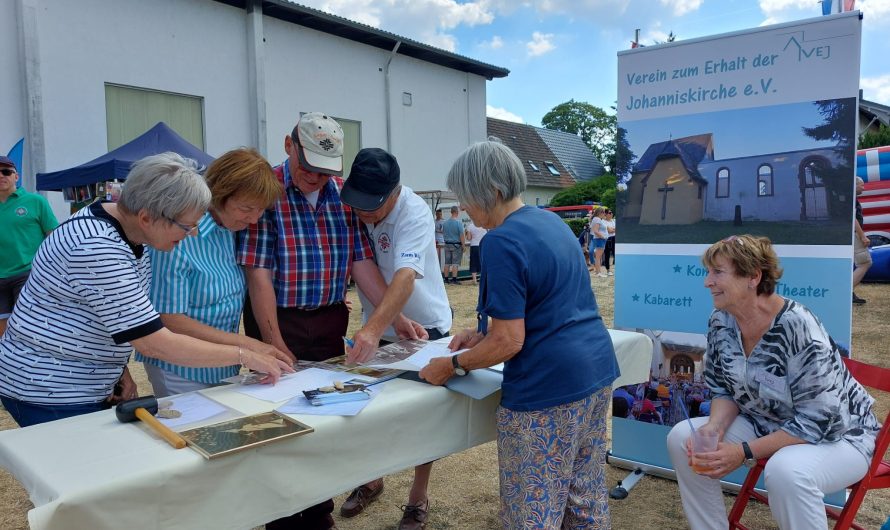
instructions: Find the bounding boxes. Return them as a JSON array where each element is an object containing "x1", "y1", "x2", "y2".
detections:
[{"x1": 243, "y1": 296, "x2": 349, "y2": 530}]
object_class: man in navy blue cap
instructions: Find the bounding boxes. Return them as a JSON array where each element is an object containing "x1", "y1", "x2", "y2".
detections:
[
  {"x1": 339, "y1": 147, "x2": 451, "y2": 530},
  {"x1": 0, "y1": 156, "x2": 58, "y2": 336}
]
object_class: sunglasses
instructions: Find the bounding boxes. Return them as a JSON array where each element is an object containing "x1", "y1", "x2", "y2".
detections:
[{"x1": 0, "y1": 168, "x2": 16, "y2": 177}]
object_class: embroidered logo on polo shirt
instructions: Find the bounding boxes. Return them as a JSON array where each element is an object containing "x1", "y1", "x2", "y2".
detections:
[
  {"x1": 15, "y1": 207, "x2": 28, "y2": 217},
  {"x1": 377, "y1": 233, "x2": 391, "y2": 253}
]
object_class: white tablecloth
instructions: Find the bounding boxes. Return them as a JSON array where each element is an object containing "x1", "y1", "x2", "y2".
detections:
[{"x1": 0, "y1": 329, "x2": 651, "y2": 530}]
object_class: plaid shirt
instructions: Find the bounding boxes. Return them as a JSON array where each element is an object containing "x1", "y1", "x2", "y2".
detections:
[{"x1": 236, "y1": 161, "x2": 373, "y2": 309}]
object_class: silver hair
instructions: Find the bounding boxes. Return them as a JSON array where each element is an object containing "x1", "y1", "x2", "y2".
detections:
[
  {"x1": 118, "y1": 152, "x2": 211, "y2": 220},
  {"x1": 446, "y1": 141, "x2": 526, "y2": 210}
]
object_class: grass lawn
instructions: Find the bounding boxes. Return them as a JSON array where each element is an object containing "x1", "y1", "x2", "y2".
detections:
[{"x1": 0, "y1": 273, "x2": 887, "y2": 529}]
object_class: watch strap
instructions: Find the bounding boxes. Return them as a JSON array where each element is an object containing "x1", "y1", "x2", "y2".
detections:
[
  {"x1": 451, "y1": 354, "x2": 466, "y2": 375},
  {"x1": 741, "y1": 441, "x2": 754, "y2": 460}
]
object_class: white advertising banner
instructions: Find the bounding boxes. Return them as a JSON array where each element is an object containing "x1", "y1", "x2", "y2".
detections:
[{"x1": 610, "y1": 12, "x2": 861, "y2": 501}]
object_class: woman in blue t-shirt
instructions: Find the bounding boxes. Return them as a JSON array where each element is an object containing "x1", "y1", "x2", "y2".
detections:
[{"x1": 420, "y1": 140, "x2": 619, "y2": 529}]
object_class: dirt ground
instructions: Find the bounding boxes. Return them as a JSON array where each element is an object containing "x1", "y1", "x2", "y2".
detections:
[{"x1": 0, "y1": 274, "x2": 888, "y2": 529}]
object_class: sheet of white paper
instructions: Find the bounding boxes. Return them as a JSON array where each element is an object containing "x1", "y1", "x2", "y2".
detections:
[
  {"x1": 276, "y1": 385, "x2": 383, "y2": 416},
  {"x1": 364, "y1": 342, "x2": 467, "y2": 371},
  {"x1": 231, "y1": 367, "x2": 345, "y2": 402},
  {"x1": 486, "y1": 363, "x2": 505, "y2": 373},
  {"x1": 155, "y1": 392, "x2": 230, "y2": 429}
]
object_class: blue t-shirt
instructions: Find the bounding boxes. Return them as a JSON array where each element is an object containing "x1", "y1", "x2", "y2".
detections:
[
  {"x1": 443, "y1": 218, "x2": 463, "y2": 243},
  {"x1": 478, "y1": 206, "x2": 619, "y2": 411}
]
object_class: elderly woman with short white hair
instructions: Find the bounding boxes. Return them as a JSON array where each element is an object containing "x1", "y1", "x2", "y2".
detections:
[
  {"x1": 0, "y1": 152, "x2": 293, "y2": 427},
  {"x1": 420, "y1": 140, "x2": 619, "y2": 529}
]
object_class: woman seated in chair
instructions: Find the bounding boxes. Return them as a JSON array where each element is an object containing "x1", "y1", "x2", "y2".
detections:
[{"x1": 666, "y1": 235, "x2": 881, "y2": 530}]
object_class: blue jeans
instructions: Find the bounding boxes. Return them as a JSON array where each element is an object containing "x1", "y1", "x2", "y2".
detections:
[{"x1": 0, "y1": 395, "x2": 110, "y2": 427}]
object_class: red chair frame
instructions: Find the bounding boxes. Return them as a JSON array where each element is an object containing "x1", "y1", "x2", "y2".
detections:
[{"x1": 728, "y1": 357, "x2": 890, "y2": 530}]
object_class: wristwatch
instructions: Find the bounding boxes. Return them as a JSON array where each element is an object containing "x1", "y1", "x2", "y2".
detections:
[
  {"x1": 451, "y1": 355, "x2": 467, "y2": 376},
  {"x1": 741, "y1": 441, "x2": 757, "y2": 468}
]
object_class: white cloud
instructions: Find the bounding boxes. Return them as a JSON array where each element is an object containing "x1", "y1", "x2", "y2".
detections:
[
  {"x1": 487, "y1": 35, "x2": 504, "y2": 49},
  {"x1": 659, "y1": 0, "x2": 704, "y2": 16},
  {"x1": 486, "y1": 104, "x2": 525, "y2": 123},
  {"x1": 859, "y1": 0, "x2": 890, "y2": 19},
  {"x1": 301, "y1": 0, "x2": 496, "y2": 52},
  {"x1": 861, "y1": 74, "x2": 890, "y2": 104},
  {"x1": 759, "y1": 0, "x2": 890, "y2": 24},
  {"x1": 526, "y1": 31, "x2": 556, "y2": 57}
]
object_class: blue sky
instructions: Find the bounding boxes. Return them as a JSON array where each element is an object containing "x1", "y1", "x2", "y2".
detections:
[
  {"x1": 624, "y1": 101, "x2": 840, "y2": 161},
  {"x1": 296, "y1": 0, "x2": 890, "y2": 126}
]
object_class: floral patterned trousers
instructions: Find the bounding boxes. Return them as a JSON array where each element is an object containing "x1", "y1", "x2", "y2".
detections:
[{"x1": 497, "y1": 387, "x2": 611, "y2": 529}]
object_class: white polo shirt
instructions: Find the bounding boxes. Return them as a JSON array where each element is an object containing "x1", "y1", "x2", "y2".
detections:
[{"x1": 357, "y1": 186, "x2": 451, "y2": 339}]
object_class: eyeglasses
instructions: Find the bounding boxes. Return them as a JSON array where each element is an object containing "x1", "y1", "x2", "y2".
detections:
[
  {"x1": 164, "y1": 216, "x2": 199, "y2": 236},
  {"x1": 0, "y1": 169, "x2": 16, "y2": 177}
]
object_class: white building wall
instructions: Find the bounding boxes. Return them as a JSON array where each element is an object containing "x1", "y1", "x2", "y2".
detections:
[
  {"x1": 6, "y1": 0, "x2": 492, "y2": 218},
  {"x1": 263, "y1": 18, "x2": 487, "y2": 191},
  {"x1": 522, "y1": 186, "x2": 561, "y2": 207},
  {"x1": 1, "y1": 3, "x2": 26, "y2": 177}
]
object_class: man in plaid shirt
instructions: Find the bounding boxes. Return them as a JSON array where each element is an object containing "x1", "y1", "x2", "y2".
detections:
[{"x1": 237, "y1": 113, "x2": 424, "y2": 530}]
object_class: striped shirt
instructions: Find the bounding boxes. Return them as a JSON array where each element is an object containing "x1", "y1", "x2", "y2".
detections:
[
  {"x1": 0, "y1": 202, "x2": 162, "y2": 405},
  {"x1": 137, "y1": 212, "x2": 242, "y2": 383},
  {"x1": 236, "y1": 161, "x2": 373, "y2": 309}
]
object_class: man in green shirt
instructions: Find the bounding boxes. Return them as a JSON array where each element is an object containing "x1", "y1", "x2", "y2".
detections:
[{"x1": 0, "y1": 156, "x2": 58, "y2": 336}]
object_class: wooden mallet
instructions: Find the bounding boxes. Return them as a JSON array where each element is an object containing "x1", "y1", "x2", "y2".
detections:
[{"x1": 115, "y1": 396, "x2": 187, "y2": 449}]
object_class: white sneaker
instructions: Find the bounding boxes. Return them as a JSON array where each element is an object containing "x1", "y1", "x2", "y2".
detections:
[
  {"x1": 597, "y1": 272, "x2": 608, "y2": 278},
  {"x1": 607, "y1": 271, "x2": 614, "y2": 276}
]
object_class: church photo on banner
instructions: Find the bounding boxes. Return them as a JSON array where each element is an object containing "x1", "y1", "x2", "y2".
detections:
[{"x1": 609, "y1": 11, "x2": 861, "y2": 501}]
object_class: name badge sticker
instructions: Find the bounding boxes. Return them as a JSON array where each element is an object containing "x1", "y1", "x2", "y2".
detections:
[{"x1": 755, "y1": 370, "x2": 785, "y2": 395}]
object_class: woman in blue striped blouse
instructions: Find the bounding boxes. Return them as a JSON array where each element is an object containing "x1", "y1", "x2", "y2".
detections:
[{"x1": 139, "y1": 148, "x2": 290, "y2": 397}]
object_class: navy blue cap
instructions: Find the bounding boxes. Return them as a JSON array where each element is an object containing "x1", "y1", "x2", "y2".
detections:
[{"x1": 341, "y1": 148, "x2": 400, "y2": 211}]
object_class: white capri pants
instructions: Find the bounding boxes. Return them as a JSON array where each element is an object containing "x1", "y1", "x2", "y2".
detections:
[{"x1": 667, "y1": 415, "x2": 869, "y2": 530}]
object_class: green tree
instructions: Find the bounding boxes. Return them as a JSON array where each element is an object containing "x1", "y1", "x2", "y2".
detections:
[
  {"x1": 802, "y1": 99, "x2": 857, "y2": 220},
  {"x1": 541, "y1": 100, "x2": 616, "y2": 164},
  {"x1": 609, "y1": 126, "x2": 636, "y2": 182},
  {"x1": 549, "y1": 173, "x2": 617, "y2": 211},
  {"x1": 859, "y1": 124, "x2": 890, "y2": 149}
]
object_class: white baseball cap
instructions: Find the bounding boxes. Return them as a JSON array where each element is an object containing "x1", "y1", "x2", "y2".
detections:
[{"x1": 293, "y1": 112, "x2": 344, "y2": 176}]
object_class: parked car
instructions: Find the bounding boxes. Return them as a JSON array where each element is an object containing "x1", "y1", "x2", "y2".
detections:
[{"x1": 544, "y1": 204, "x2": 598, "y2": 219}]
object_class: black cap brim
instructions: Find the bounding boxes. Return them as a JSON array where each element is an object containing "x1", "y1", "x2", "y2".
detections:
[{"x1": 341, "y1": 180, "x2": 396, "y2": 211}]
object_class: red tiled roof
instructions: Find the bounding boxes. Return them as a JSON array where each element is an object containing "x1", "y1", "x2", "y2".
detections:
[{"x1": 486, "y1": 117, "x2": 576, "y2": 189}]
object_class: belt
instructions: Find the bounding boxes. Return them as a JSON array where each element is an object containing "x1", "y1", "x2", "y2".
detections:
[
  {"x1": 286, "y1": 301, "x2": 344, "y2": 312},
  {"x1": 445, "y1": 241, "x2": 461, "y2": 245}
]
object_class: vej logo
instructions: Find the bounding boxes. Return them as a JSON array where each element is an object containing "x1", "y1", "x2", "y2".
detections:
[{"x1": 782, "y1": 32, "x2": 832, "y2": 61}]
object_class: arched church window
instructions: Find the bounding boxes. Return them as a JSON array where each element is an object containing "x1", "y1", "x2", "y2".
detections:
[
  {"x1": 757, "y1": 164, "x2": 773, "y2": 197},
  {"x1": 716, "y1": 168, "x2": 730, "y2": 198}
]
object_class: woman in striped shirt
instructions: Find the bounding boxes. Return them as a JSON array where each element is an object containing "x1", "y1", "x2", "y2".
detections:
[
  {"x1": 0, "y1": 152, "x2": 293, "y2": 427},
  {"x1": 139, "y1": 148, "x2": 289, "y2": 397}
]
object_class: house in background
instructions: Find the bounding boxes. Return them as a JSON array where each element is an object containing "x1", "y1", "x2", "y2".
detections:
[
  {"x1": 536, "y1": 127, "x2": 606, "y2": 182},
  {"x1": 625, "y1": 131, "x2": 847, "y2": 224},
  {"x1": 486, "y1": 117, "x2": 605, "y2": 206},
  {"x1": 859, "y1": 92, "x2": 890, "y2": 136},
  {"x1": 2, "y1": 0, "x2": 507, "y2": 220}
]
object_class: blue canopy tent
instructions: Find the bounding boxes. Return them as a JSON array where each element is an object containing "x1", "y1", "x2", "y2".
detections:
[{"x1": 36, "y1": 122, "x2": 213, "y2": 191}]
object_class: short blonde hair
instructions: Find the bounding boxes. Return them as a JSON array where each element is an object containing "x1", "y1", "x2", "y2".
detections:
[
  {"x1": 702, "y1": 235, "x2": 783, "y2": 296},
  {"x1": 205, "y1": 148, "x2": 282, "y2": 210}
]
